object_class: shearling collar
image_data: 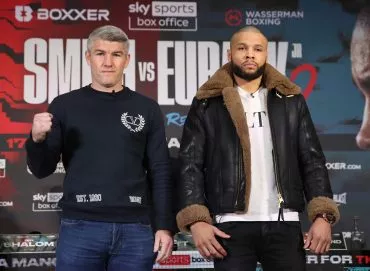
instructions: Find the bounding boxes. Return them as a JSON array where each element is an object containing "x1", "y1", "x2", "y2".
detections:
[{"x1": 196, "y1": 62, "x2": 301, "y2": 99}]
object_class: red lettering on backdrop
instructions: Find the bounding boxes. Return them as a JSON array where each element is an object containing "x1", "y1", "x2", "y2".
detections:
[
  {"x1": 289, "y1": 63, "x2": 317, "y2": 99},
  {"x1": 356, "y1": 255, "x2": 370, "y2": 265},
  {"x1": 159, "y1": 255, "x2": 191, "y2": 265}
]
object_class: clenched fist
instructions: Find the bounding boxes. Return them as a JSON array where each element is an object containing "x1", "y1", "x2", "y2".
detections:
[{"x1": 31, "y1": 113, "x2": 53, "y2": 143}]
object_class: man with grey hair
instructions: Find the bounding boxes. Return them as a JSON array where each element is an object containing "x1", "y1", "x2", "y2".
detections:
[{"x1": 26, "y1": 25, "x2": 174, "y2": 271}]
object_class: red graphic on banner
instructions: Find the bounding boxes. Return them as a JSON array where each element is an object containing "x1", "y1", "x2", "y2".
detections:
[
  {"x1": 290, "y1": 63, "x2": 318, "y2": 99},
  {"x1": 159, "y1": 255, "x2": 191, "y2": 265},
  {"x1": 225, "y1": 9, "x2": 242, "y2": 26}
]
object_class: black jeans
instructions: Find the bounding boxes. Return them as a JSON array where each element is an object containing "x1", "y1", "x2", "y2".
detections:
[{"x1": 213, "y1": 221, "x2": 306, "y2": 271}]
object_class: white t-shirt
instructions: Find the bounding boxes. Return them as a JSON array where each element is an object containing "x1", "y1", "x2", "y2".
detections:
[{"x1": 215, "y1": 87, "x2": 299, "y2": 223}]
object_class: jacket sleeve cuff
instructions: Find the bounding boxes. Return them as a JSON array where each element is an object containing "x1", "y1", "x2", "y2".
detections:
[
  {"x1": 26, "y1": 135, "x2": 47, "y2": 152},
  {"x1": 154, "y1": 216, "x2": 177, "y2": 235},
  {"x1": 307, "y1": 196, "x2": 340, "y2": 226},
  {"x1": 176, "y1": 204, "x2": 212, "y2": 233}
]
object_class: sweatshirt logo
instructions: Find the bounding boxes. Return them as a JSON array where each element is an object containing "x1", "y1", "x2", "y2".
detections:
[
  {"x1": 129, "y1": 196, "x2": 142, "y2": 204},
  {"x1": 121, "y1": 113, "x2": 146, "y2": 132}
]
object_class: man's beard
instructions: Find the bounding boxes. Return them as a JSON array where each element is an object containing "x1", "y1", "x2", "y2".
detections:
[{"x1": 231, "y1": 61, "x2": 266, "y2": 81}]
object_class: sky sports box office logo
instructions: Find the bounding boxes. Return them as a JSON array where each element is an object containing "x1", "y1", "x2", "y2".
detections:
[{"x1": 128, "y1": 1, "x2": 197, "y2": 31}]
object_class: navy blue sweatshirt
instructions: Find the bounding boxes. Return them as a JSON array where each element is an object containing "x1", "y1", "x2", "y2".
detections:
[{"x1": 26, "y1": 85, "x2": 173, "y2": 231}]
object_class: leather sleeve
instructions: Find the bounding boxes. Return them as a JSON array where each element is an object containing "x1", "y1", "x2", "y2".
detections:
[
  {"x1": 176, "y1": 98, "x2": 213, "y2": 232},
  {"x1": 296, "y1": 95, "x2": 340, "y2": 225}
]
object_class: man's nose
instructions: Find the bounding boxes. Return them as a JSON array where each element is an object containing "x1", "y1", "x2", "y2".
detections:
[
  {"x1": 104, "y1": 55, "x2": 113, "y2": 66},
  {"x1": 245, "y1": 48, "x2": 254, "y2": 58}
]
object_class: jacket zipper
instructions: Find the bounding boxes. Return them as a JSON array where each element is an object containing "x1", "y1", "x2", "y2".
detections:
[
  {"x1": 268, "y1": 92, "x2": 285, "y2": 221},
  {"x1": 272, "y1": 149, "x2": 284, "y2": 208},
  {"x1": 234, "y1": 134, "x2": 242, "y2": 209}
]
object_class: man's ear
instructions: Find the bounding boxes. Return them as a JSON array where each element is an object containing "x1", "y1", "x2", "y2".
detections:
[
  {"x1": 85, "y1": 50, "x2": 91, "y2": 66},
  {"x1": 227, "y1": 49, "x2": 231, "y2": 62},
  {"x1": 123, "y1": 54, "x2": 131, "y2": 70}
]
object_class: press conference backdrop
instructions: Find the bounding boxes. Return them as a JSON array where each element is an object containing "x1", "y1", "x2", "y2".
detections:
[{"x1": 0, "y1": 0, "x2": 369, "y2": 270}]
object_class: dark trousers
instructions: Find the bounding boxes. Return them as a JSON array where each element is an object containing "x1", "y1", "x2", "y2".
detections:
[{"x1": 213, "y1": 221, "x2": 306, "y2": 271}]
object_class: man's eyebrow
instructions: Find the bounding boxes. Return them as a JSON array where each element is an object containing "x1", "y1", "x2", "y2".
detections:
[
  {"x1": 234, "y1": 42, "x2": 264, "y2": 47},
  {"x1": 93, "y1": 49, "x2": 125, "y2": 54}
]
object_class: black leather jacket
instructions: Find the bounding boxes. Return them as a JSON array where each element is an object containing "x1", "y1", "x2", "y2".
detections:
[{"x1": 176, "y1": 63, "x2": 339, "y2": 232}]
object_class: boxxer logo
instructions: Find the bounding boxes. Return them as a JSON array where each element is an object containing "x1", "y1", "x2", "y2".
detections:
[
  {"x1": 15, "y1": 6, "x2": 33, "y2": 22},
  {"x1": 15, "y1": 6, "x2": 109, "y2": 22},
  {"x1": 121, "y1": 113, "x2": 146, "y2": 133}
]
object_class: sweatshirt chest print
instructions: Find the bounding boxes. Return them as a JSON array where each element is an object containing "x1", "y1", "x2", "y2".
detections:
[
  {"x1": 121, "y1": 113, "x2": 146, "y2": 132},
  {"x1": 245, "y1": 111, "x2": 267, "y2": 128}
]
